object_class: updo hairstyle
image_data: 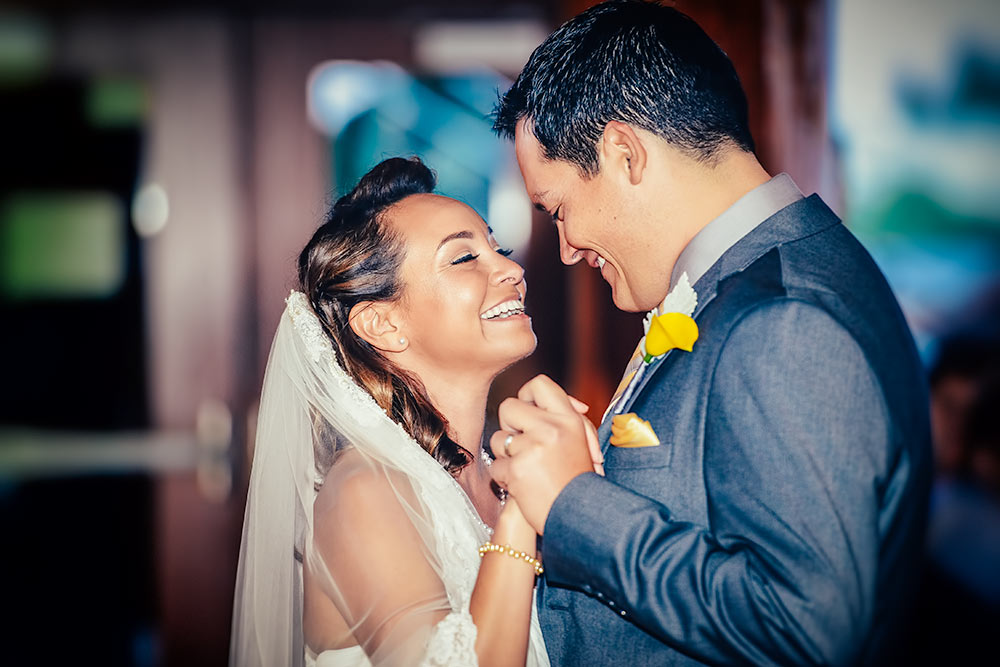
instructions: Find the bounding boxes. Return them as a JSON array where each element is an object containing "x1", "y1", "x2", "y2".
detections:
[{"x1": 297, "y1": 157, "x2": 473, "y2": 476}]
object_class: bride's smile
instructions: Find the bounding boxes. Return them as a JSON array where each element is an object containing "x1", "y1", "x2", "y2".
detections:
[{"x1": 386, "y1": 192, "x2": 537, "y2": 377}]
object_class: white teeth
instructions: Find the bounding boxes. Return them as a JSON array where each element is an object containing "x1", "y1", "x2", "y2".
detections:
[
  {"x1": 480, "y1": 299, "x2": 525, "y2": 320},
  {"x1": 597, "y1": 256, "x2": 606, "y2": 268}
]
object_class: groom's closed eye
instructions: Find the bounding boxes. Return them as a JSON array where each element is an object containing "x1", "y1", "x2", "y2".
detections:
[{"x1": 532, "y1": 201, "x2": 562, "y2": 224}]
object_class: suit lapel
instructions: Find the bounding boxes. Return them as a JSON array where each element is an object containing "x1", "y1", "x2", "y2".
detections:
[
  {"x1": 597, "y1": 262, "x2": 724, "y2": 456},
  {"x1": 597, "y1": 195, "x2": 842, "y2": 452}
]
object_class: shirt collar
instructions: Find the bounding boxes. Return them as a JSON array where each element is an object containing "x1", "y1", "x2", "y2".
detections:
[{"x1": 668, "y1": 172, "x2": 803, "y2": 294}]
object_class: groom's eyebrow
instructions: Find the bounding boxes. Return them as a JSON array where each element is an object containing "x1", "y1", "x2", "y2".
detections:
[{"x1": 437, "y1": 230, "x2": 474, "y2": 250}]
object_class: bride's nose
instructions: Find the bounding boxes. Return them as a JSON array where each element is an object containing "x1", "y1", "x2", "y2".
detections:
[{"x1": 493, "y1": 254, "x2": 525, "y2": 286}]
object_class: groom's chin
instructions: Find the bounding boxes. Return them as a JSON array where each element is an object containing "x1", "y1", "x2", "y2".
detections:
[{"x1": 609, "y1": 287, "x2": 647, "y2": 314}]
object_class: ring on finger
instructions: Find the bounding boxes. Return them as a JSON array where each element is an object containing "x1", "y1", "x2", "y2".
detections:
[{"x1": 503, "y1": 433, "x2": 515, "y2": 457}]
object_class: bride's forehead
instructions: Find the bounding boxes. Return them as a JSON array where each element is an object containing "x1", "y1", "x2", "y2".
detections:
[{"x1": 389, "y1": 193, "x2": 488, "y2": 239}]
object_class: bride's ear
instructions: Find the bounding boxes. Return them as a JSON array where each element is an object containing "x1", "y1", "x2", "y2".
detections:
[{"x1": 348, "y1": 301, "x2": 408, "y2": 352}]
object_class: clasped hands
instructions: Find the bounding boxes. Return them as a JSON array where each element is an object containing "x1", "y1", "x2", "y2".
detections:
[{"x1": 488, "y1": 375, "x2": 605, "y2": 534}]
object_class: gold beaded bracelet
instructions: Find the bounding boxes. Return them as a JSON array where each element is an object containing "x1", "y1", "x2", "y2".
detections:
[{"x1": 478, "y1": 541, "x2": 544, "y2": 576}]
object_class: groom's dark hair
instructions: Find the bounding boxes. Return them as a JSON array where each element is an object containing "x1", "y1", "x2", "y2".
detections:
[{"x1": 493, "y1": 0, "x2": 754, "y2": 174}]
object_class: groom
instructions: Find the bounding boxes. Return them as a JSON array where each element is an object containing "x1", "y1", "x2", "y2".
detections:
[{"x1": 488, "y1": 1, "x2": 931, "y2": 665}]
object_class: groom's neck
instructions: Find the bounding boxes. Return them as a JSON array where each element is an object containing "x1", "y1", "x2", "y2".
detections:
[{"x1": 646, "y1": 145, "x2": 771, "y2": 285}]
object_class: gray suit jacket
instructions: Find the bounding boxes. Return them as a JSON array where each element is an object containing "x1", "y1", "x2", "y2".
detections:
[{"x1": 538, "y1": 196, "x2": 932, "y2": 665}]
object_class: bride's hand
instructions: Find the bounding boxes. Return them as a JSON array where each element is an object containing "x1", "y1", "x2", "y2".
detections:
[{"x1": 493, "y1": 496, "x2": 537, "y2": 551}]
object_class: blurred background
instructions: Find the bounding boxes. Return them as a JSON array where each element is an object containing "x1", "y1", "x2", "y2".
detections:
[{"x1": 0, "y1": 0, "x2": 997, "y2": 664}]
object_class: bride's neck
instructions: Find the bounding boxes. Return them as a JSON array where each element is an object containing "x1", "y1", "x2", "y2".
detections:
[
  {"x1": 420, "y1": 373, "x2": 490, "y2": 453},
  {"x1": 421, "y1": 372, "x2": 505, "y2": 524}
]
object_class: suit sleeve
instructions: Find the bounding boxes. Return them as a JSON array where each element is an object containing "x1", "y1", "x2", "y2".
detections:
[{"x1": 541, "y1": 299, "x2": 889, "y2": 665}]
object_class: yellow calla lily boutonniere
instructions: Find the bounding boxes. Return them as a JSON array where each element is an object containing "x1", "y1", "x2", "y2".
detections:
[
  {"x1": 643, "y1": 312, "x2": 699, "y2": 362},
  {"x1": 641, "y1": 271, "x2": 699, "y2": 363},
  {"x1": 610, "y1": 413, "x2": 660, "y2": 448}
]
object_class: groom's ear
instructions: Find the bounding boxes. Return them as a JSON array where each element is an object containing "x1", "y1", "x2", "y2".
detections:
[
  {"x1": 601, "y1": 120, "x2": 647, "y2": 186},
  {"x1": 348, "y1": 301, "x2": 408, "y2": 353}
]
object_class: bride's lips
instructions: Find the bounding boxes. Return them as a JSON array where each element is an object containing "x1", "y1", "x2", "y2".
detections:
[{"x1": 480, "y1": 295, "x2": 528, "y2": 321}]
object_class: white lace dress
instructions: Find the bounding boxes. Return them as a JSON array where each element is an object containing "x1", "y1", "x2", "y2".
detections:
[{"x1": 304, "y1": 448, "x2": 549, "y2": 667}]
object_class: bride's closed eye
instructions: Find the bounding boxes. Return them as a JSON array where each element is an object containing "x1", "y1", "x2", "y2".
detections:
[{"x1": 451, "y1": 248, "x2": 512, "y2": 265}]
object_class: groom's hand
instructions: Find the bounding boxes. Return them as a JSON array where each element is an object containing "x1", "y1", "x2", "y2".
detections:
[{"x1": 488, "y1": 374, "x2": 596, "y2": 534}]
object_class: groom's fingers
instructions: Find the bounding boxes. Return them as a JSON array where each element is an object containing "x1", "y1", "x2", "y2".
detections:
[
  {"x1": 568, "y1": 395, "x2": 590, "y2": 415},
  {"x1": 582, "y1": 416, "x2": 605, "y2": 476},
  {"x1": 487, "y1": 408, "x2": 594, "y2": 534},
  {"x1": 490, "y1": 377, "x2": 598, "y2": 533},
  {"x1": 517, "y1": 374, "x2": 577, "y2": 415},
  {"x1": 496, "y1": 396, "x2": 562, "y2": 441}
]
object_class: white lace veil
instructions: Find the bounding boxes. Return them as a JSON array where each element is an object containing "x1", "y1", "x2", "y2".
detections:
[{"x1": 229, "y1": 291, "x2": 530, "y2": 666}]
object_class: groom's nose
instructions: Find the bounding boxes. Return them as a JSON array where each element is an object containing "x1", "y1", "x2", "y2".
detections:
[{"x1": 557, "y1": 228, "x2": 583, "y2": 265}]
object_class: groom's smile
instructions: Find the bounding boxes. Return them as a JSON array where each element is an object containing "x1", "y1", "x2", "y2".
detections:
[{"x1": 513, "y1": 119, "x2": 670, "y2": 313}]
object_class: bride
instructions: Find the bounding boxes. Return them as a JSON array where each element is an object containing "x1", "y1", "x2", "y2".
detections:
[{"x1": 230, "y1": 157, "x2": 583, "y2": 666}]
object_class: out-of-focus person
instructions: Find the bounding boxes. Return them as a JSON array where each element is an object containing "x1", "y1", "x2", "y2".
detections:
[{"x1": 909, "y1": 333, "x2": 1000, "y2": 663}]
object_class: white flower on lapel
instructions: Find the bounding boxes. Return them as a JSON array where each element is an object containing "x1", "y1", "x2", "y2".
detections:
[
  {"x1": 660, "y1": 272, "x2": 698, "y2": 317},
  {"x1": 638, "y1": 272, "x2": 700, "y2": 364},
  {"x1": 643, "y1": 272, "x2": 698, "y2": 334}
]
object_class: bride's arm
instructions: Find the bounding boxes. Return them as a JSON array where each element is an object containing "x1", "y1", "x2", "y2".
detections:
[
  {"x1": 311, "y1": 460, "x2": 539, "y2": 666},
  {"x1": 469, "y1": 497, "x2": 538, "y2": 667},
  {"x1": 311, "y1": 463, "x2": 454, "y2": 664}
]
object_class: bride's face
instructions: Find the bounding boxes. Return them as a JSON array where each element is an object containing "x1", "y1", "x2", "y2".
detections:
[{"x1": 387, "y1": 193, "x2": 536, "y2": 377}]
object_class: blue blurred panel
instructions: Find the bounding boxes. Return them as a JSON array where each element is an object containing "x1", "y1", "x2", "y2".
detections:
[
  {"x1": 310, "y1": 62, "x2": 526, "y2": 246},
  {"x1": 861, "y1": 233, "x2": 1000, "y2": 356},
  {"x1": 833, "y1": 1, "x2": 1000, "y2": 351},
  {"x1": 428, "y1": 69, "x2": 511, "y2": 118}
]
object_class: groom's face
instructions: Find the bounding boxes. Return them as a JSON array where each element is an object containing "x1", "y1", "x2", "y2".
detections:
[{"x1": 514, "y1": 120, "x2": 653, "y2": 312}]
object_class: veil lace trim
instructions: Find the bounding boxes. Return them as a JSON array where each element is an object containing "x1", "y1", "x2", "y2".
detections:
[{"x1": 285, "y1": 291, "x2": 491, "y2": 535}]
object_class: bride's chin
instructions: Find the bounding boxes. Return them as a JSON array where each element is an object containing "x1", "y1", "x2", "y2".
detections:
[
  {"x1": 501, "y1": 334, "x2": 538, "y2": 367},
  {"x1": 477, "y1": 334, "x2": 536, "y2": 375}
]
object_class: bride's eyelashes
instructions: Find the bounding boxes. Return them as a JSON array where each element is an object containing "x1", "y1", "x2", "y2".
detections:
[{"x1": 450, "y1": 247, "x2": 513, "y2": 265}]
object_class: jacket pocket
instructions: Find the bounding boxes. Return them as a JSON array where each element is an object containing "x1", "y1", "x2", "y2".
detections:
[{"x1": 603, "y1": 441, "x2": 671, "y2": 470}]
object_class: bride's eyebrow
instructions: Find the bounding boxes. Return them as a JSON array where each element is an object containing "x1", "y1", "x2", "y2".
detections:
[{"x1": 436, "y1": 230, "x2": 474, "y2": 251}]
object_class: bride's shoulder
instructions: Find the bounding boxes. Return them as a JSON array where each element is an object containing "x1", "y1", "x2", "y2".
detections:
[
  {"x1": 313, "y1": 449, "x2": 414, "y2": 526},
  {"x1": 311, "y1": 449, "x2": 432, "y2": 563}
]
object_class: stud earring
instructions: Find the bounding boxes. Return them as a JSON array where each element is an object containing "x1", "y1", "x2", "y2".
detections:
[{"x1": 398, "y1": 337, "x2": 406, "y2": 345}]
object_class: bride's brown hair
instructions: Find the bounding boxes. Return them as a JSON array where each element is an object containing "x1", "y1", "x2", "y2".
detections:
[{"x1": 297, "y1": 157, "x2": 473, "y2": 476}]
